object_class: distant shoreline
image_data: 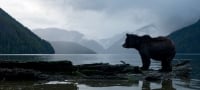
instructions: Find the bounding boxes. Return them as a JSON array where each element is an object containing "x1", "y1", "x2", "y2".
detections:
[{"x1": 0, "y1": 53, "x2": 200, "y2": 55}]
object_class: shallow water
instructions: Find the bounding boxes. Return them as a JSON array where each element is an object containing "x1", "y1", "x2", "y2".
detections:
[{"x1": 0, "y1": 54, "x2": 199, "y2": 90}]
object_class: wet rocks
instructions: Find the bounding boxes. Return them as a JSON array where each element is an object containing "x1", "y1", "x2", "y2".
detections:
[
  {"x1": 75, "y1": 63, "x2": 138, "y2": 76},
  {"x1": 0, "y1": 61, "x2": 73, "y2": 81},
  {"x1": 0, "y1": 61, "x2": 73, "y2": 73},
  {"x1": 0, "y1": 60, "x2": 191, "y2": 81},
  {"x1": 0, "y1": 68, "x2": 46, "y2": 80}
]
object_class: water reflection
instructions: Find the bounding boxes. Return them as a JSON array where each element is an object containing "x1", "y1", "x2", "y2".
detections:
[
  {"x1": 0, "y1": 54, "x2": 142, "y2": 65},
  {"x1": 1, "y1": 78, "x2": 200, "y2": 90},
  {"x1": 142, "y1": 81, "x2": 151, "y2": 90},
  {"x1": 0, "y1": 55, "x2": 53, "y2": 62},
  {"x1": 77, "y1": 79, "x2": 178, "y2": 90},
  {"x1": 0, "y1": 81, "x2": 78, "y2": 90},
  {"x1": 77, "y1": 80, "x2": 139, "y2": 87},
  {"x1": 160, "y1": 80, "x2": 176, "y2": 90},
  {"x1": 148, "y1": 79, "x2": 176, "y2": 90}
]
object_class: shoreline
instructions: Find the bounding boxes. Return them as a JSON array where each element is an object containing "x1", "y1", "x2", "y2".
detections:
[{"x1": 0, "y1": 60, "x2": 191, "y2": 81}]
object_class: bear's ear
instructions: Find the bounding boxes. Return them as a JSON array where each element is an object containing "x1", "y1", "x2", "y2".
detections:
[
  {"x1": 126, "y1": 33, "x2": 129, "y2": 36},
  {"x1": 142, "y1": 35, "x2": 151, "y2": 40}
]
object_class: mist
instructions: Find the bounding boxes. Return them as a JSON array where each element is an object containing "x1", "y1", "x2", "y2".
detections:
[{"x1": 0, "y1": 0, "x2": 200, "y2": 39}]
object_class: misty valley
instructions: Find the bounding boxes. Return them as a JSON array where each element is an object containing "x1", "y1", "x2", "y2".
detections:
[
  {"x1": 0, "y1": 0, "x2": 200, "y2": 90},
  {"x1": 1, "y1": 7, "x2": 200, "y2": 54}
]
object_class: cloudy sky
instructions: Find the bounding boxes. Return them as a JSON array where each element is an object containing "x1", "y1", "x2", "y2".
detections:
[{"x1": 0, "y1": 0, "x2": 200, "y2": 39}]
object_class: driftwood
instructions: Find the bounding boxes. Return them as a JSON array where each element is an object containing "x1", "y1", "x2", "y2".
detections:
[{"x1": 0, "y1": 60, "x2": 191, "y2": 81}]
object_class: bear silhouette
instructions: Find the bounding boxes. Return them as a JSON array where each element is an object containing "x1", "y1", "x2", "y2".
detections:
[{"x1": 123, "y1": 34, "x2": 176, "y2": 72}]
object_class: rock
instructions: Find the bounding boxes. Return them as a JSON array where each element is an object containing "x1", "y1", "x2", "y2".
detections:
[
  {"x1": 0, "y1": 68, "x2": 47, "y2": 80},
  {"x1": 0, "y1": 61, "x2": 73, "y2": 73},
  {"x1": 0, "y1": 60, "x2": 191, "y2": 81},
  {"x1": 0, "y1": 61, "x2": 74, "y2": 81},
  {"x1": 75, "y1": 63, "x2": 138, "y2": 77}
]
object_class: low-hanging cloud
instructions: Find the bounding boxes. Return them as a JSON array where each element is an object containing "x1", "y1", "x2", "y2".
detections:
[{"x1": 0, "y1": 0, "x2": 200, "y2": 39}]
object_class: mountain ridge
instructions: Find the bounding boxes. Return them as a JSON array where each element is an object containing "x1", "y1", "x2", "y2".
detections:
[
  {"x1": 0, "y1": 8, "x2": 54, "y2": 54},
  {"x1": 168, "y1": 19, "x2": 200, "y2": 53},
  {"x1": 33, "y1": 28, "x2": 105, "y2": 53},
  {"x1": 50, "y1": 41, "x2": 96, "y2": 54}
]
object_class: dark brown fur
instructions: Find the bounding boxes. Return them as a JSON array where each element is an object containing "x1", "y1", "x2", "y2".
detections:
[{"x1": 122, "y1": 34, "x2": 176, "y2": 72}]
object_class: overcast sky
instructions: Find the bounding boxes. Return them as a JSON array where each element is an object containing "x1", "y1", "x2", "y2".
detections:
[{"x1": 0, "y1": 0, "x2": 200, "y2": 39}]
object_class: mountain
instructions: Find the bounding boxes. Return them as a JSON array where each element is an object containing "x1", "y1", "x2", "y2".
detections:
[
  {"x1": 168, "y1": 19, "x2": 200, "y2": 53},
  {"x1": 98, "y1": 33, "x2": 125, "y2": 49},
  {"x1": 0, "y1": 8, "x2": 54, "y2": 54},
  {"x1": 33, "y1": 28, "x2": 105, "y2": 53},
  {"x1": 104, "y1": 25, "x2": 158, "y2": 54},
  {"x1": 50, "y1": 41, "x2": 96, "y2": 54},
  {"x1": 106, "y1": 35, "x2": 138, "y2": 54},
  {"x1": 33, "y1": 28, "x2": 84, "y2": 42},
  {"x1": 79, "y1": 39, "x2": 105, "y2": 53},
  {"x1": 134, "y1": 24, "x2": 160, "y2": 37}
]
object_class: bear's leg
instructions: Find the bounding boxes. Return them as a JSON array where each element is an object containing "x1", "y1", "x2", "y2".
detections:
[
  {"x1": 140, "y1": 55, "x2": 150, "y2": 70},
  {"x1": 160, "y1": 60, "x2": 172, "y2": 72},
  {"x1": 166, "y1": 60, "x2": 172, "y2": 72}
]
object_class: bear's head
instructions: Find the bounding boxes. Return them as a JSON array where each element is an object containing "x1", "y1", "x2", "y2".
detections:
[{"x1": 122, "y1": 34, "x2": 140, "y2": 49}]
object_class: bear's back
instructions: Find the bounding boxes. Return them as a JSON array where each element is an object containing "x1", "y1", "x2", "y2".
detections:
[{"x1": 153, "y1": 37, "x2": 168, "y2": 41}]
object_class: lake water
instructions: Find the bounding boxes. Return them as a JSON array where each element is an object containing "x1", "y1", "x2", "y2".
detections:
[{"x1": 0, "y1": 54, "x2": 200, "y2": 90}]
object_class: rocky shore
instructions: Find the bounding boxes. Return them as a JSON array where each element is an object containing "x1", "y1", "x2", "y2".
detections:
[{"x1": 0, "y1": 60, "x2": 191, "y2": 81}]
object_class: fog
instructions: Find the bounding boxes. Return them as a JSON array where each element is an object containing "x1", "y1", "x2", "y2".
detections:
[{"x1": 0, "y1": 0, "x2": 200, "y2": 39}]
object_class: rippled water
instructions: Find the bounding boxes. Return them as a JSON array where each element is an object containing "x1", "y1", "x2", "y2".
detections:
[{"x1": 0, "y1": 54, "x2": 199, "y2": 90}]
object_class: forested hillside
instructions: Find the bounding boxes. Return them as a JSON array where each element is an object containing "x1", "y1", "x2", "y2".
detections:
[
  {"x1": 168, "y1": 19, "x2": 200, "y2": 53},
  {"x1": 0, "y1": 8, "x2": 54, "y2": 54}
]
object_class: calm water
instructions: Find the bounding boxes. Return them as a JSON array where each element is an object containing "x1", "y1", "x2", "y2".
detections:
[{"x1": 0, "y1": 54, "x2": 200, "y2": 90}]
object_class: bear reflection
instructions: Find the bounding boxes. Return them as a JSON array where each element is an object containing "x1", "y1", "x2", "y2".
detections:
[{"x1": 142, "y1": 79, "x2": 176, "y2": 90}]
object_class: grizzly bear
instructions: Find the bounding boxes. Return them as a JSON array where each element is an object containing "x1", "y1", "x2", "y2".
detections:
[{"x1": 122, "y1": 34, "x2": 176, "y2": 72}]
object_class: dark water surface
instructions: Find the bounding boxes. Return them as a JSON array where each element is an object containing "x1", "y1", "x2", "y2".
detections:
[{"x1": 0, "y1": 54, "x2": 199, "y2": 90}]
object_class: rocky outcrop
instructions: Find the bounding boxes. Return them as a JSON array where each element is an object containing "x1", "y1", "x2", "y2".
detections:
[
  {"x1": 0, "y1": 60, "x2": 191, "y2": 81},
  {"x1": 0, "y1": 61, "x2": 73, "y2": 81}
]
